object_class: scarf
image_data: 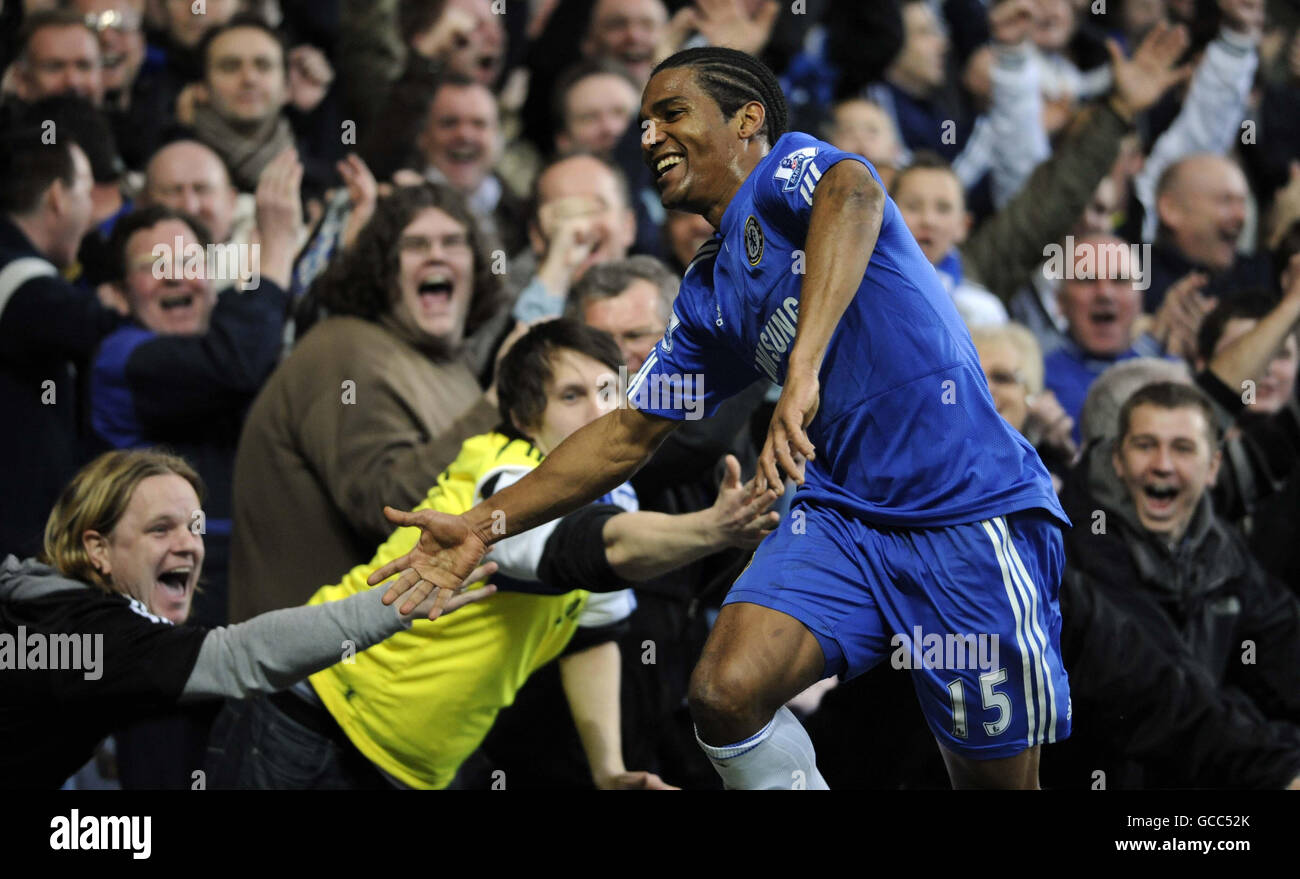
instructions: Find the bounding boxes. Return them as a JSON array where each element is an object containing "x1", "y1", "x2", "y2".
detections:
[{"x1": 192, "y1": 104, "x2": 296, "y2": 192}]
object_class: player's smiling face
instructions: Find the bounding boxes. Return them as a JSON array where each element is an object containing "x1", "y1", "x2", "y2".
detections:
[{"x1": 640, "y1": 67, "x2": 763, "y2": 224}]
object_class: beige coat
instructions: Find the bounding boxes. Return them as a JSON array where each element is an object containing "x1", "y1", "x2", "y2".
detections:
[{"x1": 228, "y1": 316, "x2": 499, "y2": 622}]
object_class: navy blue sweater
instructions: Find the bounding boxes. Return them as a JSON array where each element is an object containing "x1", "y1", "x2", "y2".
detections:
[{"x1": 89, "y1": 278, "x2": 288, "y2": 627}]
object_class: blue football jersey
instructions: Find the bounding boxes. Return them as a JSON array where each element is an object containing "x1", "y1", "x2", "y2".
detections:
[{"x1": 628, "y1": 132, "x2": 1068, "y2": 529}]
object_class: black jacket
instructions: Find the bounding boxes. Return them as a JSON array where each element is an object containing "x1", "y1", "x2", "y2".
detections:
[
  {"x1": 0, "y1": 218, "x2": 122, "y2": 558},
  {"x1": 1045, "y1": 442, "x2": 1300, "y2": 789},
  {"x1": 1143, "y1": 239, "x2": 1272, "y2": 314},
  {"x1": 1196, "y1": 369, "x2": 1300, "y2": 537},
  {"x1": 0, "y1": 557, "x2": 208, "y2": 789},
  {"x1": 1196, "y1": 369, "x2": 1300, "y2": 596}
]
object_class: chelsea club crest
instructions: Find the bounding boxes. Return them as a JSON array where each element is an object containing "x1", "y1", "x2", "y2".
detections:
[{"x1": 744, "y1": 216, "x2": 764, "y2": 266}]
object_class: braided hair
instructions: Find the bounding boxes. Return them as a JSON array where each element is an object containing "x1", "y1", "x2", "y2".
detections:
[{"x1": 651, "y1": 47, "x2": 788, "y2": 145}]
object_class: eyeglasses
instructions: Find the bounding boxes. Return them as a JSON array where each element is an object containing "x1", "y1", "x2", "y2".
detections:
[
  {"x1": 398, "y1": 233, "x2": 471, "y2": 256},
  {"x1": 84, "y1": 10, "x2": 141, "y2": 34},
  {"x1": 987, "y1": 369, "x2": 1025, "y2": 388}
]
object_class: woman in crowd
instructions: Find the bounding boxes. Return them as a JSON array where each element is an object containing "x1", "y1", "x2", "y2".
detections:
[{"x1": 971, "y1": 322, "x2": 1079, "y2": 481}]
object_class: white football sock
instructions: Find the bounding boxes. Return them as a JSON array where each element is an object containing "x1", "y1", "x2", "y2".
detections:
[{"x1": 696, "y1": 706, "x2": 829, "y2": 790}]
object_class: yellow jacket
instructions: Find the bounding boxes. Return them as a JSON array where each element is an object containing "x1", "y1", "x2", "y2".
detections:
[{"x1": 307, "y1": 432, "x2": 593, "y2": 789}]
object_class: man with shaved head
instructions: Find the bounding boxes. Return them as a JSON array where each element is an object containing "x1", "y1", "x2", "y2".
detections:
[
  {"x1": 142, "y1": 140, "x2": 241, "y2": 244},
  {"x1": 1145, "y1": 153, "x2": 1272, "y2": 311},
  {"x1": 512, "y1": 153, "x2": 638, "y2": 322}
]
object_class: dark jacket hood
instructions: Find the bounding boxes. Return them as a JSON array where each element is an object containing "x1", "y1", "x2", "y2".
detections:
[{"x1": 0, "y1": 555, "x2": 90, "y2": 603}]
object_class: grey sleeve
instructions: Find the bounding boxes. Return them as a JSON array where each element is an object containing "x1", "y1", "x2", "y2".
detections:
[
  {"x1": 178, "y1": 587, "x2": 409, "y2": 701},
  {"x1": 512, "y1": 277, "x2": 566, "y2": 323}
]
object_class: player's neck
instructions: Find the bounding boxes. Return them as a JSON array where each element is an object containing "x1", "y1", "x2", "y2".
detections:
[{"x1": 706, "y1": 139, "x2": 770, "y2": 229}]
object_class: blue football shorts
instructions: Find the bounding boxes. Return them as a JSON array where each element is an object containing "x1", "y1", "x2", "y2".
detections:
[{"x1": 723, "y1": 501, "x2": 1071, "y2": 759}]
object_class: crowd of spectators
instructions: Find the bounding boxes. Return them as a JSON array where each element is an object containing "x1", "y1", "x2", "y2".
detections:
[{"x1": 1, "y1": 0, "x2": 1298, "y2": 789}]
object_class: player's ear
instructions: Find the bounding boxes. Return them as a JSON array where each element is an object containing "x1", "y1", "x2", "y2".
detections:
[{"x1": 735, "y1": 100, "x2": 766, "y2": 142}]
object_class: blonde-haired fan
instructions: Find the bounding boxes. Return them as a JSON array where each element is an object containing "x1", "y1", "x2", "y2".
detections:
[{"x1": 0, "y1": 449, "x2": 494, "y2": 788}]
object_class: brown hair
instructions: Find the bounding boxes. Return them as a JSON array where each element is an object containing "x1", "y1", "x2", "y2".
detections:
[
  {"x1": 890, "y1": 150, "x2": 960, "y2": 200},
  {"x1": 496, "y1": 318, "x2": 623, "y2": 438},
  {"x1": 1117, "y1": 382, "x2": 1219, "y2": 451},
  {"x1": 40, "y1": 449, "x2": 205, "y2": 594},
  {"x1": 311, "y1": 182, "x2": 503, "y2": 339},
  {"x1": 19, "y1": 8, "x2": 94, "y2": 62}
]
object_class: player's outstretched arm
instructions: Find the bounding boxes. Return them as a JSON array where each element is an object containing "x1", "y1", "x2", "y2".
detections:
[
  {"x1": 369, "y1": 406, "x2": 679, "y2": 616},
  {"x1": 756, "y1": 159, "x2": 885, "y2": 494}
]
